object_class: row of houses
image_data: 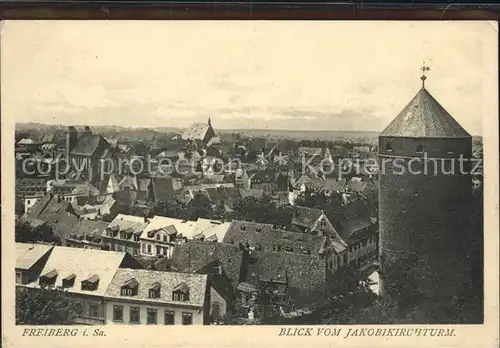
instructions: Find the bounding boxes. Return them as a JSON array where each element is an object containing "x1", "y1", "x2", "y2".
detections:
[{"x1": 16, "y1": 244, "x2": 228, "y2": 325}]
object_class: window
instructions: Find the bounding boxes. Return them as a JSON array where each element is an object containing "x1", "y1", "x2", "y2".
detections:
[
  {"x1": 182, "y1": 312, "x2": 193, "y2": 325},
  {"x1": 142, "y1": 244, "x2": 146, "y2": 253},
  {"x1": 27, "y1": 200, "x2": 31, "y2": 204},
  {"x1": 130, "y1": 307, "x2": 140, "y2": 323},
  {"x1": 172, "y1": 291, "x2": 189, "y2": 301},
  {"x1": 156, "y1": 234, "x2": 161, "y2": 240},
  {"x1": 89, "y1": 304, "x2": 99, "y2": 318},
  {"x1": 147, "y1": 309, "x2": 158, "y2": 324},
  {"x1": 81, "y1": 275, "x2": 99, "y2": 291},
  {"x1": 149, "y1": 283, "x2": 161, "y2": 298},
  {"x1": 385, "y1": 143, "x2": 393, "y2": 152},
  {"x1": 212, "y1": 303, "x2": 221, "y2": 320},
  {"x1": 163, "y1": 235, "x2": 168, "y2": 242},
  {"x1": 16, "y1": 272, "x2": 22, "y2": 284},
  {"x1": 113, "y1": 305, "x2": 123, "y2": 322},
  {"x1": 39, "y1": 269, "x2": 58, "y2": 287},
  {"x1": 147, "y1": 245, "x2": 152, "y2": 254},
  {"x1": 62, "y1": 274, "x2": 76, "y2": 288},
  {"x1": 156, "y1": 246, "x2": 162, "y2": 256},
  {"x1": 164, "y1": 311, "x2": 175, "y2": 325}
]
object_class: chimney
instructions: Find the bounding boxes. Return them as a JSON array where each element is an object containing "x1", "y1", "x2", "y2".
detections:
[{"x1": 84, "y1": 126, "x2": 92, "y2": 134}]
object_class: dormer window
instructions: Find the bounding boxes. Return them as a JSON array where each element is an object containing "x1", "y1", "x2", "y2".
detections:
[
  {"x1": 385, "y1": 143, "x2": 393, "y2": 153},
  {"x1": 172, "y1": 282, "x2": 190, "y2": 302},
  {"x1": 81, "y1": 275, "x2": 99, "y2": 291},
  {"x1": 62, "y1": 274, "x2": 76, "y2": 288},
  {"x1": 240, "y1": 225, "x2": 246, "y2": 231},
  {"x1": 121, "y1": 278, "x2": 139, "y2": 296},
  {"x1": 149, "y1": 282, "x2": 161, "y2": 298},
  {"x1": 39, "y1": 269, "x2": 58, "y2": 287}
]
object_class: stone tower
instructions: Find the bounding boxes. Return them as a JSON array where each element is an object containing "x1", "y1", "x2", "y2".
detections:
[{"x1": 378, "y1": 67, "x2": 476, "y2": 303}]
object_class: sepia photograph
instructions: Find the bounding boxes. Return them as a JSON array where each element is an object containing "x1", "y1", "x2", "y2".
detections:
[{"x1": 1, "y1": 19, "x2": 498, "y2": 347}]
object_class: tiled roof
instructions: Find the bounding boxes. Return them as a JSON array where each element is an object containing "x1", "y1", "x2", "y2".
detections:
[
  {"x1": 151, "y1": 177, "x2": 178, "y2": 202},
  {"x1": 141, "y1": 216, "x2": 197, "y2": 240},
  {"x1": 105, "y1": 269, "x2": 208, "y2": 307},
  {"x1": 70, "y1": 134, "x2": 110, "y2": 157},
  {"x1": 291, "y1": 206, "x2": 323, "y2": 229},
  {"x1": 181, "y1": 123, "x2": 211, "y2": 141},
  {"x1": 190, "y1": 219, "x2": 231, "y2": 242},
  {"x1": 105, "y1": 214, "x2": 149, "y2": 238},
  {"x1": 248, "y1": 251, "x2": 327, "y2": 293},
  {"x1": 223, "y1": 220, "x2": 327, "y2": 255},
  {"x1": 380, "y1": 88, "x2": 471, "y2": 138},
  {"x1": 25, "y1": 246, "x2": 131, "y2": 296},
  {"x1": 69, "y1": 220, "x2": 109, "y2": 243},
  {"x1": 325, "y1": 200, "x2": 375, "y2": 244},
  {"x1": 171, "y1": 241, "x2": 244, "y2": 286},
  {"x1": 16, "y1": 243, "x2": 54, "y2": 270}
]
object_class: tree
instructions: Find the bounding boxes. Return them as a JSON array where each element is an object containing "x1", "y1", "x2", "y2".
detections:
[
  {"x1": 185, "y1": 193, "x2": 213, "y2": 220},
  {"x1": 15, "y1": 222, "x2": 58, "y2": 244},
  {"x1": 314, "y1": 265, "x2": 377, "y2": 324},
  {"x1": 16, "y1": 287, "x2": 82, "y2": 325}
]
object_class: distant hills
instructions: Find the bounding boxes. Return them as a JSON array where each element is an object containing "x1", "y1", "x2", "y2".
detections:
[{"x1": 15, "y1": 122, "x2": 481, "y2": 143}]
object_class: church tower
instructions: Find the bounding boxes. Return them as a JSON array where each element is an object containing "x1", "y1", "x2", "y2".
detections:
[{"x1": 378, "y1": 65, "x2": 477, "y2": 304}]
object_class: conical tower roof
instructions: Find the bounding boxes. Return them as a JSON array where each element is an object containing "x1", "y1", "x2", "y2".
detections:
[{"x1": 380, "y1": 88, "x2": 470, "y2": 138}]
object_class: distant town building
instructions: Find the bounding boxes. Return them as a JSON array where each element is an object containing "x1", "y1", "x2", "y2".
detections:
[{"x1": 181, "y1": 118, "x2": 217, "y2": 144}]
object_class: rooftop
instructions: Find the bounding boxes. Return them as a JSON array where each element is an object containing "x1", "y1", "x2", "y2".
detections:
[
  {"x1": 223, "y1": 220, "x2": 327, "y2": 255},
  {"x1": 105, "y1": 269, "x2": 208, "y2": 307},
  {"x1": 16, "y1": 243, "x2": 54, "y2": 270},
  {"x1": 380, "y1": 88, "x2": 471, "y2": 138},
  {"x1": 171, "y1": 241, "x2": 244, "y2": 286},
  {"x1": 25, "y1": 246, "x2": 133, "y2": 296}
]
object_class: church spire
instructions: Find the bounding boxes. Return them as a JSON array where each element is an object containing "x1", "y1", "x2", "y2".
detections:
[
  {"x1": 421, "y1": 62, "x2": 430, "y2": 89},
  {"x1": 208, "y1": 116, "x2": 211, "y2": 126}
]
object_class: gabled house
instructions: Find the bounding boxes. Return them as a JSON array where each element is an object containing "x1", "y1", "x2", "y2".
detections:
[
  {"x1": 101, "y1": 214, "x2": 149, "y2": 256},
  {"x1": 22, "y1": 246, "x2": 143, "y2": 325},
  {"x1": 15, "y1": 243, "x2": 54, "y2": 285},
  {"x1": 181, "y1": 118, "x2": 216, "y2": 145},
  {"x1": 105, "y1": 269, "x2": 229, "y2": 325},
  {"x1": 171, "y1": 240, "x2": 245, "y2": 288},
  {"x1": 237, "y1": 250, "x2": 329, "y2": 314},
  {"x1": 65, "y1": 220, "x2": 109, "y2": 250}
]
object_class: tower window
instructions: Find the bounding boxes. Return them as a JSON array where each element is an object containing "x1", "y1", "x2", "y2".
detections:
[
  {"x1": 385, "y1": 143, "x2": 393, "y2": 153},
  {"x1": 416, "y1": 145, "x2": 425, "y2": 154}
]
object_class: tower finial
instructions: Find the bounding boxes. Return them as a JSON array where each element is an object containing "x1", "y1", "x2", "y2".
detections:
[{"x1": 421, "y1": 62, "x2": 430, "y2": 89}]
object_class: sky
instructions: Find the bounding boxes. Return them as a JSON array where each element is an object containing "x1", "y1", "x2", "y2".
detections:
[{"x1": 1, "y1": 21, "x2": 497, "y2": 134}]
